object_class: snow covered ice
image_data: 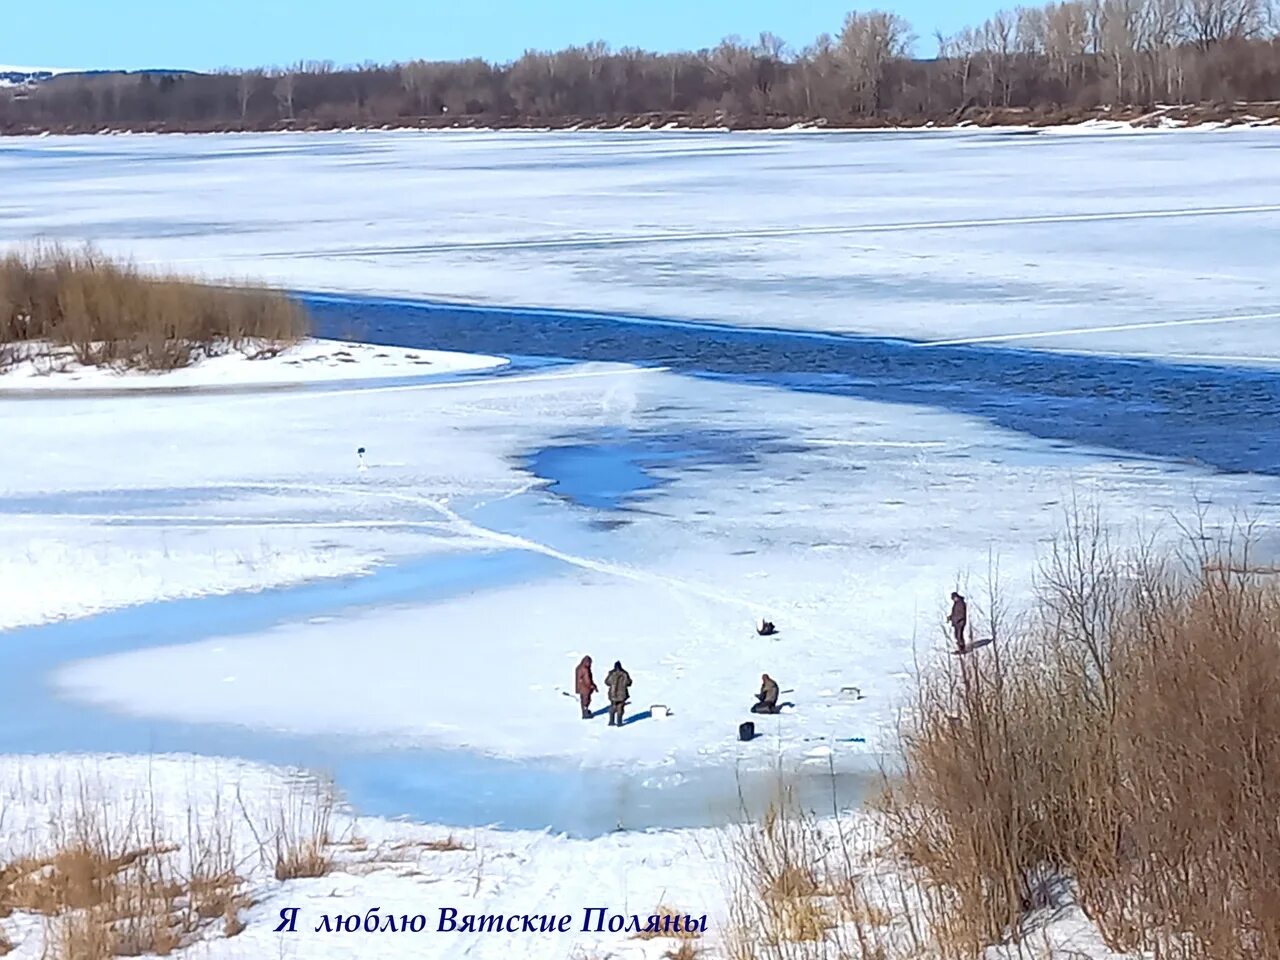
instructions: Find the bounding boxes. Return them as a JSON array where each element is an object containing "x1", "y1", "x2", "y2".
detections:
[
  {"x1": 0, "y1": 128, "x2": 1278, "y2": 958},
  {"x1": 2, "y1": 128, "x2": 1278, "y2": 362}
]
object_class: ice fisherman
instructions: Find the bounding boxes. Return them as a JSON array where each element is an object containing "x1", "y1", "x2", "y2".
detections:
[
  {"x1": 574, "y1": 655, "x2": 598, "y2": 720},
  {"x1": 605, "y1": 660, "x2": 632, "y2": 727},
  {"x1": 752, "y1": 673, "x2": 780, "y2": 714},
  {"x1": 948, "y1": 592, "x2": 968, "y2": 652},
  {"x1": 757, "y1": 619, "x2": 777, "y2": 636}
]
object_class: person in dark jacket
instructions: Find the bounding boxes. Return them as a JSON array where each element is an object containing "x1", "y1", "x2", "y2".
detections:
[
  {"x1": 752, "y1": 673, "x2": 781, "y2": 714},
  {"x1": 605, "y1": 661, "x2": 632, "y2": 727},
  {"x1": 757, "y1": 619, "x2": 777, "y2": 636},
  {"x1": 574, "y1": 655, "x2": 597, "y2": 720},
  {"x1": 948, "y1": 592, "x2": 968, "y2": 652}
]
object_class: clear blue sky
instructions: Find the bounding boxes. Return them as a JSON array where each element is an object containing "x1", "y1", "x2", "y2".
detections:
[{"x1": 8, "y1": 0, "x2": 995, "y2": 72}]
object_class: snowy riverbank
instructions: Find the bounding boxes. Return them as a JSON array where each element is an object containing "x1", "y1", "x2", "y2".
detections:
[
  {"x1": 0, "y1": 751, "x2": 1135, "y2": 959},
  {"x1": 0, "y1": 752, "x2": 725, "y2": 960},
  {"x1": 0, "y1": 338, "x2": 507, "y2": 392}
]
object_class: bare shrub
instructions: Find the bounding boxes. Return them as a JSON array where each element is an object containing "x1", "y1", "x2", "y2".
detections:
[
  {"x1": 0, "y1": 244, "x2": 308, "y2": 373},
  {"x1": 882, "y1": 505, "x2": 1280, "y2": 959},
  {"x1": 236, "y1": 776, "x2": 338, "y2": 881}
]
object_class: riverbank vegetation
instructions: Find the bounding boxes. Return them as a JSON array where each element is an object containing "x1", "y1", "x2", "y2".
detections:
[
  {"x1": 726, "y1": 509, "x2": 1280, "y2": 958},
  {"x1": 0, "y1": 247, "x2": 308, "y2": 373},
  {"x1": 0, "y1": 773, "x2": 337, "y2": 959},
  {"x1": 3, "y1": 1, "x2": 1279, "y2": 134}
]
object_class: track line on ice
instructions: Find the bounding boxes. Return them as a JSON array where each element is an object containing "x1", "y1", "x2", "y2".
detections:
[
  {"x1": 0, "y1": 514, "x2": 462, "y2": 532},
  {"x1": 247, "y1": 202, "x2": 1280, "y2": 259},
  {"x1": 175, "y1": 479, "x2": 771, "y2": 615},
  {"x1": 919, "y1": 309, "x2": 1280, "y2": 347},
  {"x1": 1056, "y1": 349, "x2": 1280, "y2": 365},
  {"x1": 808, "y1": 439, "x2": 947, "y2": 448},
  {"x1": 213, "y1": 363, "x2": 669, "y2": 402}
]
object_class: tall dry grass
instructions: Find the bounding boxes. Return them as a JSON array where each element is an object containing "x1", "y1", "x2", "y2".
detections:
[
  {"x1": 881, "y1": 507, "x2": 1280, "y2": 959},
  {"x1": 0, "y1": 783, "x2": 249, "y2": 959},
  {"x1": 0, "y1": 244, "x2": 308, "y2": 372},
  {"x1": 236, "y1": 775, "x2": 339, "y2": 881},
  {"x1": 0, "y1": 769, "x2": 348, "y2": 958},
  {"x1": 723, "y1": 788, "x2": 913, "y2": 960}
]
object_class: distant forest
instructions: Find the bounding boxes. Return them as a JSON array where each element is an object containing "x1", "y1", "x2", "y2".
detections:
[{"x1": 5, "y1": 0, "x2": 1280, "y2": 133}]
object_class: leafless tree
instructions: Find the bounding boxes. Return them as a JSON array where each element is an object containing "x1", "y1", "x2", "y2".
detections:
[{"x1": 838, "y1": 10, "x2": 915, "y2": 113}]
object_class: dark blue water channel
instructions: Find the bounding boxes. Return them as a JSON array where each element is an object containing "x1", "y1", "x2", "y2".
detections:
[{"x1": 306, "y1": 293, "x2": 1280, "y2": 477}]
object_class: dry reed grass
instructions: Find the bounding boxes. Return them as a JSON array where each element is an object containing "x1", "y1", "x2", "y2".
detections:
[
  {"x1": 0, "y1": 244, "x2": 308, "y2": 372},
  {"x1": 235, "y1": 775, "x2": 339, "y2": 881},
  {"x1": 881, "y1": 505, "x2": 1280, "y2": 959},
  {"x1": 420, "y1": 835, "x2": 470, "y2": 852},
  {"x1": 632, "y1": 904, "x2": 704, "y2": 941},
  {"x1": 0, "y1": 784, "x2": 250, "y2": 959},
  {"x1": 723, "y1": 789, "x2": 904, "y2": 960}
]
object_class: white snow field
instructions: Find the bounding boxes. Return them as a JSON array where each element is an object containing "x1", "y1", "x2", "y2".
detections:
[
  {"x1": 0, "y1": 338, "x2": 506, "y2": 392},
  {"x1": 2, "y1": 129, "x2": 1278, "y2": 362},
  {"x1": 7, "y1": 364, "x2": 1274, "y2": 771}
]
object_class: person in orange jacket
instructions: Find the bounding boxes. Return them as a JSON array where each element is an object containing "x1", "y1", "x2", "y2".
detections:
[{"x1": 574, "y1": 655, "x2": 598, "y2": 720}]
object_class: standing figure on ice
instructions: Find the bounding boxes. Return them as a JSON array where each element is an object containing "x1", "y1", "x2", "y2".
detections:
[
  {"x1": 605, "y1": 660, "x2": 632, "y2": 727},
  {"x1": 752, "y1": 673, "x2": 780, "y2": 714},
  {"x1": 948, "y1": 591, "x2": 968, "y2": 653},
  {"x1": 574, "y1": 655, "x2": 597, "y2": 720}
]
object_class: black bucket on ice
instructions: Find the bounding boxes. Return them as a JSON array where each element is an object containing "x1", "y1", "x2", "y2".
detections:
[{"x1": 738, "y1": 721, "x2": 755, "y2": 742}]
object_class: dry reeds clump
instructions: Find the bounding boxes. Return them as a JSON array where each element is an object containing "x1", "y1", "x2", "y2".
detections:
[
  {"x1": 632, "y1": 905, "x2": 704, "y2": 941},
  {"x1": 663, "y1": 943, "x2": 704, "y2": 960},
  {"x1": 420, "y1": 834, "x2": 470, "y2": 853},
  {"x1": 0, "y1": 243, "x2": 308, "y2": 372},
  {"x1": 883, "y1": 506, "x2": 1280, "y2": 959},
  {"x1": 235, "y1": 776, "x2": 339, "y2": 882},
  {"x1": 0, "y1": 787, "x2": 249, "y2": 960},
  {"x1": 723, "y1": 790, "x2": 903, "y2": 960}
]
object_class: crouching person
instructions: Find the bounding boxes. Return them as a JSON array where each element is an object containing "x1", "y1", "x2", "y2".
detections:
[{"x1": 751, "y1": 673, "x2": 780, "y2": 714}]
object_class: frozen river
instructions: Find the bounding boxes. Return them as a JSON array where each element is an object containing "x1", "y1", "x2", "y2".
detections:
[
  {"x1": 1, "y1": 130, "x2": 1278, "y2": 836},
  {"x1": 3, "y1": 128, "x2": 1279, "y2": 361}
]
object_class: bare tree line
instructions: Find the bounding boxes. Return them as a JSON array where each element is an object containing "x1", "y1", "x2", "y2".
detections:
[{"x1": 4, "y1": 0, "x2": 1279, "y2": 133}]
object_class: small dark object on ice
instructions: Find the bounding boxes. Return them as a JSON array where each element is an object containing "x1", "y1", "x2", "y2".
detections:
[
  {"x1": 739, "y1": 721, "x2": 756, "y2": 742},
  {"x1": 757, "y1": 619, "x2": 777, "y2": 636}
]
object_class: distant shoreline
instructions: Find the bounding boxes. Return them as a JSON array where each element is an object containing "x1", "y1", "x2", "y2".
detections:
[{"x1": 5, "y1": 102, "x2": 1279, "y2": 138}]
